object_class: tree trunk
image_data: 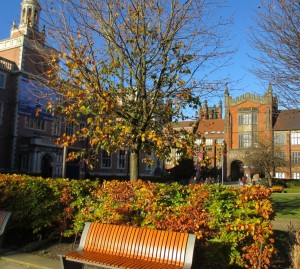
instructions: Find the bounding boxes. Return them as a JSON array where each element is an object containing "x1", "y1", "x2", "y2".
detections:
[{"x1": 130, "y1": 149, "x2": 139, "y2": 183}]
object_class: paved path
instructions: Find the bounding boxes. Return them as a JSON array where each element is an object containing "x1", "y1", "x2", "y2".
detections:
[{"x1": 272, "y1": 218, "x2": 300, "y2": 231}]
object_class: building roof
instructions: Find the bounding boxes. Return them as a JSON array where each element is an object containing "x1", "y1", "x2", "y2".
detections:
[
  {"x1": 273, "y1": 109, "x2": 300, "y2": 131},
  {"x1": 196, "y1": 118, "x2": 225, "y2": 135},
  {"x1": 171, "y1": 120, "x2": 197, "y2": 130}
]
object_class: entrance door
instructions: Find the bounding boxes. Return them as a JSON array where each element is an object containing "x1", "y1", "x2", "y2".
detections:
[
  {"x1": 41, "y1": 154, "x2": 53, "y2": 178},
  {"x1": 230, "y1": 160, "x2": 244, "y2": 181}
]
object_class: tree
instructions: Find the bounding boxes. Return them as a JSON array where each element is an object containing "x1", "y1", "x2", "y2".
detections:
[
  {"x1": 244, "y1": 138, "x2": 288, "y2": 185},
  {"x1": 251, "y1": 0, "x2": 300, "y2": 109},
  {"x1": 41, "y1": 0, "x2": 233, "y2": 182}
]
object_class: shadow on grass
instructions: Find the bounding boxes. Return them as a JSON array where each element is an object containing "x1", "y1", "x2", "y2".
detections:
[
  {"x1": 271, "y1": 195, "x2": 300, "y2": 218},
  {"x1": 270, "y1": 230, "x2": 292, "y2": 269}
]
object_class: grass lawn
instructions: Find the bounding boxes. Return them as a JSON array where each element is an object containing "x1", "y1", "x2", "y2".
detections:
[
  {"x1": 270, "y1": 188, "x2": 300, "y2": 268},
  {"x1": 271, "y1": 191, "x2": 300, "y2": 219},
  {"x1": 284, "y1": 188, "x2": 300, "y2": 193}
]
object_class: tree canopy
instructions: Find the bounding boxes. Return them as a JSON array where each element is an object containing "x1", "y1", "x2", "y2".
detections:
[
  {"x1": 245, "y1": 138, "x2": 287, "y2": 181},
  {"x1": 41, "y1": 0, "x2": 233, "y2": 181},
  {"x1": 251, "y1": 0, "x2": 300, "y2": 109}
]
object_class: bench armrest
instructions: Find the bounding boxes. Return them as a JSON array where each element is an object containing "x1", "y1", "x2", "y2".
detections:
[
  {"x1": 183, "y1": 233, "x2": 196, "y2": 269},
  {"x1": 77, "y1": 222, "x2": 91, "y2": 251}
]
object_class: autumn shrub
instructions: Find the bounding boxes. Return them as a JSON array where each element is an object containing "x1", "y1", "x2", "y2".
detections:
[
  {"x1": 0, "y1": 174, "x2": 63, "y2": 240},
  {"x1": 0, "y1": 174, "x2": 275, "y2": 268}
]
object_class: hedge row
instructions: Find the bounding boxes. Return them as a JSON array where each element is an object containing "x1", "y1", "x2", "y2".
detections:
[{"x1": 0, "y1": 174, "x2": 275, "y2": 268}]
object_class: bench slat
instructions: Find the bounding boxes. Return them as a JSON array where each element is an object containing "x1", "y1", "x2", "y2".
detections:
[
  {"x1": 62, "y1": 223, "x2": 196, "y2": 269},
  {"x1": 65, "y1": 251, "x2": 183, "y2": 269}
]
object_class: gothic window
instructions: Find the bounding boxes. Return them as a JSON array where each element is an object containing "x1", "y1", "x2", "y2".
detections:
[
  {"x1": 238, "y1": 133, "x2": 252, "y2": 148},
  {"x1": 238, "y1": 108, "x2": 258, "y2": 125}
]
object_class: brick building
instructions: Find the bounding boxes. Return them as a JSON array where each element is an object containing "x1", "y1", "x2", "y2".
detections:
[
  {"x1": 194, "y1": 86, "x2": 300, "y2": 181},
  {"x1": 1, "y1": 0, "x2": 299, "y2": 181},
  {"x1": 0, "y1": 0, "x2": 162, "y2": 179},
  {"x1": 0, "y1": 0, "x2": 62, "y2": 177}
]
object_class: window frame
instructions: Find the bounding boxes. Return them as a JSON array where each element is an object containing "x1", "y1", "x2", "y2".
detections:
[
  {"x1": 291, "y1": 151, "x2": 300, "y2": 166},
  {"x1": 52, "y1": 117, "x2": 61, "y2": 136},
  {"x1": 117, "y1": 150, "x2": 126, "y2": 169},
  {"x1": 239, "y1": 133, "x2": 252, "y2": 148},
  {"x1": 65, "y1": 122, "x2": 75, "y2": 136},
  {"x1": 275, "y1": 172, "x2": 285, "y2": 179},
  {"x1": 293, "y1": 172, "x2": 300, "y2": 179},
  {"x1": 291, "y1": 132, "x2": 300, "y2": 145},
  {"x1": 101, "y1": 150, "x2": 112, "y2": 169},
  {"x1": 274, "y1": 132, "x2": 286, "y2": 146},
  {"x1": 25, "y1": 116, "x2": 46, "y2": 131},
  {"x1": 0, "y1": 72, "x2": 6, "y2": 89}
]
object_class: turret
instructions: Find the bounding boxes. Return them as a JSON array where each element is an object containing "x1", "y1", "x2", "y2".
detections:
[{"x1": 19, "y1": 0, "x2": 41, "y2": 31}]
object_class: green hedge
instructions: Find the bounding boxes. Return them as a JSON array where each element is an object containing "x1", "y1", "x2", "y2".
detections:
[{"x1": 0, "y1": 174, "x2": 275, "y2": 268}]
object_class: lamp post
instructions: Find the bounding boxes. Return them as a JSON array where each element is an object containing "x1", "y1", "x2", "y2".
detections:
[
  {"x1": 195, "y1": 138, "x2": 202, "y2": 181},
  {"x1": 62, "y1": 146, "x2": 67, "y2": 178}
]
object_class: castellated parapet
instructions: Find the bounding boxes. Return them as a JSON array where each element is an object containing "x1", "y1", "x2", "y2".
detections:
[{"x1": 225, "y1": 89, "x2": 273, "y2": 108}]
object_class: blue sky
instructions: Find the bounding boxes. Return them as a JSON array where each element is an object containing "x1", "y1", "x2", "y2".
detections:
[{"x1": 0, "y1": 0, "x2": 265, "y2": 102}]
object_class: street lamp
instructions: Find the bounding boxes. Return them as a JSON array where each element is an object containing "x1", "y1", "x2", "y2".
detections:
[
  {"x1": 62, "y1": 146, "x2": 67, "y2": 178},
  {"x1": 195, "y1": 138, "x2": 202, "y2": 181}
]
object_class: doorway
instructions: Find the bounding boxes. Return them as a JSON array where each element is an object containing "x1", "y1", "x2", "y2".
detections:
[
  {"x1": 230, "y1": 160, "x2": 244, "y2": 181},
  {"x1": 41, "y1": 154, "x2": 53, "y2": 178}
]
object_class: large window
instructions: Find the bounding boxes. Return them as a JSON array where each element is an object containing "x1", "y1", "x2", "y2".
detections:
[
  {"x1": 291, "y1": 132, "x2": 300, "y2": 145},
  {"x1": 238, "y1": 110, "x2": 258, "y2": 125},
  {"x1": 274, "y1": 133, "x2": 286, "y2": 146},
  {"x1": 118, "y1": 150, "x2": 126, "y2": 169},
  {"x1": 101, "y1": 151, "x2": 112, "y2": 168},
  {"x1": 25, "y1": 116, "x2": 46, "y2": 131},
  {"x1": 0, "y1": 72, "x2": 6, "y2": 89},
  {"x1": 238, "y1": 132, "x2": 258, "y2": 148},
  {"x1": 239, "y1": 133, "x2": 252, "y2": 148},
  {"x1": 291, "y1": 151, "x2": 300, "y2": 166}
]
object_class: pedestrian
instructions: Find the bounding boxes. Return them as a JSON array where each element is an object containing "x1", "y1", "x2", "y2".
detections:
[{"x1": 241, "y1": 176, "x2": 246, "y2": 186}]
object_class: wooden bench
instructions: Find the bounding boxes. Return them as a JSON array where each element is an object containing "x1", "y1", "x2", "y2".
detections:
[
  {"x1": 0, "y1": 211, "x2": 11, "y2": 248},
  {"x1": 271, "y1": 185, "x2": 284, "y2": 193},
  {"x1": 60, "y1": 222, "x2": 196, "y2": 269}
]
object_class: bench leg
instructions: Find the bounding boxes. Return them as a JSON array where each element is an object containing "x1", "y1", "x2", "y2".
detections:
[{"x1": 60, "y1": 256, "x2": 84, "y2": 269}]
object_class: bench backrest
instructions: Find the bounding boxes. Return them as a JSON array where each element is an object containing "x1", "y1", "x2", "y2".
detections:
[{"x1": 80, "y1": 222, "x2": 195, "y2": 267}]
